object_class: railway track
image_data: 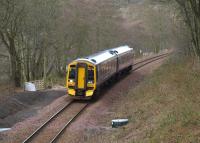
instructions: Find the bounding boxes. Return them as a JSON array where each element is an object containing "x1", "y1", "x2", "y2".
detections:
[
  {"x1": 22, "y1": 101, "x2": 89, "y2": 143},
  {"x1": 22, "y1": 52, "x2": 170, "y2": 143},
  {"x1": 132, "y1": 53, "x2": 170, "y2": 71}
]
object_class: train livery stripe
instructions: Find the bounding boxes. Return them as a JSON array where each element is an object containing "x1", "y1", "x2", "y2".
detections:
[{"x1": 78, "y1": 67, "x2": 85, "y2": 89}]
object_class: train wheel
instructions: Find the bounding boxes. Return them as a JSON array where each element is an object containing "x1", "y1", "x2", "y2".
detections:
[
  {"x1": 92, "y1": 87, "x2": 101, "y2": 101},
  {"x1": 128, "y1": 65, "x2": 133, "y2": 72}
]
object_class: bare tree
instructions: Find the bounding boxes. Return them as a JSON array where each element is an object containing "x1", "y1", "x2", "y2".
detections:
[
  {"x1": 175, "y1": 0, "x2": 200, "y2": 57},
  {"x1": 0, "y1": 0, "x2": 26, "y2": 86}
]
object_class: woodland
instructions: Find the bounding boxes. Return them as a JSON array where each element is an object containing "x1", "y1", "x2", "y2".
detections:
[{"x1": 0, "y1": 0, "x2": 199, "y2": 87}]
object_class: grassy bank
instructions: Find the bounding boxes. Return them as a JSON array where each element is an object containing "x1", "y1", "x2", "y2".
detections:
[
  {"x1": 82, "y1": 56, "x2": 200, "y2": 143},
  {"x1": 114, "y1": 56, "x2": 200, "y2": 142}
]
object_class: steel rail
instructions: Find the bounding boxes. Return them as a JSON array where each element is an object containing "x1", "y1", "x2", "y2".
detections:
[
  {"x1": 22, "y1": 100, "x2": 74, "y2": 143},
  {"x1": 132, "y1": 54, "x2": 169, "y2": 71},
  {"x1": 49, "y1": 103, "x2": 89, "y2": 143},
  {"x1": 133, "y1": 53, "x2": 170, "y2": 66}
]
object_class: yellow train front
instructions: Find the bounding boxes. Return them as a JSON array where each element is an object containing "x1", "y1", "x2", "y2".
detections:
[
  {"x1": 67, "y1": 60, "x2": 97, "y2": 99},
  {"x1": 66, "y1": 45, "x2": 134, "y2": 99}
]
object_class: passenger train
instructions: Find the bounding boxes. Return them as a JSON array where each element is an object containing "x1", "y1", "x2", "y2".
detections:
[{"x1": 66, "y1": 45, "x2": 134, "y2": 99}]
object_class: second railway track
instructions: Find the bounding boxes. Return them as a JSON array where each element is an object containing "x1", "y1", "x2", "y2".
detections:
[{"x1": 132, "y1": 53, "x2": 170, "y2": 71}]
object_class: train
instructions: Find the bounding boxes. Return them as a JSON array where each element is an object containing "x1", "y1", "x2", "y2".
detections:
[{"x1": 66, "y1": 45, "x2": 134, "y2": 99}]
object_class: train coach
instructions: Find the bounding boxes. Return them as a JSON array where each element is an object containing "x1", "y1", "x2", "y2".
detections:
[{"x1": 66, "y1": 45, "x2": 134, "y2": 99}]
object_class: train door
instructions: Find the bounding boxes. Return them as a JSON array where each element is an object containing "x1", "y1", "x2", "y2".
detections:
[{"x1": 77, "y1": 63, "x2": 87, "y2": 89}]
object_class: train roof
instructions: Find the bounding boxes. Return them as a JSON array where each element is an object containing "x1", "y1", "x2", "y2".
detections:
[
  {"x1": 111, "y1": 45, "x2": 133, "y2": 55},
  {"x1": 75, "y1": 45, "x2": 133, "y2": 65}
]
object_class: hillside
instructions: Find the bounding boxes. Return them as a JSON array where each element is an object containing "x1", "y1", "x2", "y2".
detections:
[
  {"x1": 85, "y1": 55, "x2": 200, "y2": 142},
  {"x1": 108, "y1": 55, "x2": 200, "y2": 142}
]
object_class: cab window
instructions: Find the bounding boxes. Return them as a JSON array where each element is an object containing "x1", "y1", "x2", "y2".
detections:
[
  {"x1": 69, "y1": 68, "x2": 76, "y2": 79},
  {"x1": 88, "y1": 70, "x2": 94, "y2": 81}
]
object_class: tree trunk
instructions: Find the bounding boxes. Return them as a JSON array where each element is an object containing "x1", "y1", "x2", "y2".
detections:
[
  {"x1": 10, "y1": 56, "x2": 21, "y2": 87},
  {"x1": 8, "y1": 36, "x2": 22, "y2": 87}
]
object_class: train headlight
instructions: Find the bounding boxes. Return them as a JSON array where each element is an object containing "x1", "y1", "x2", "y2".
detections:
[
  {"x1": 88, "y1": 81, "x2": 93, "y2": 84},
  {"x1": 69, "y1": 79, "x2": 74, "y2": 83}
]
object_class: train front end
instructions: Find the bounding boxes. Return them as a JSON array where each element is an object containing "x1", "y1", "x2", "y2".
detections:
[{"x1": 66, "y1": 60, "x2": 96, "y2": 99}]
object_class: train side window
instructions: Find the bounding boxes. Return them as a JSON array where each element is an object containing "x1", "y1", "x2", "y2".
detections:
[
  {"x1": 102, "y1": 65, "x2": 104, "y2": 76},
  {"x1": 109, "y1": 62, "x2": 111, "y2": 71},
  {"x1": 101, "y1": 65, "x2": 104, "y2": 79},
  {"x1": 108, "y1": 63, "x2": 110, "y2": 71},
  {"x1": 106, "y1": 64, "x2": 108, "y2": 74},
  {"x1": 108, "y1": 63, "x2": 110, "y2": 73},
  {"x1": 104, "y1": 64, "x2": 106, "y2": 74},
  {"x1": 96, "y1": 68, "x2": 98, "y2": 80},
  {"x1": 101, "y1": 65, "x2": 103, "y2": 76},
  {"x1": 105, "y1": 64, "x2": 107, "y2": 74},
  {"x1": 105, "y1": 64, "x2": 107, "y2": 73}
]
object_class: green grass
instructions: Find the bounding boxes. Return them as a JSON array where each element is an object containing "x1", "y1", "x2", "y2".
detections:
[
  {"x1": 86, "y1": 55, "x2": 200, "y2": 143},
  {"x1": 114, "y1": 56, "x2": 200, "y2": 143}
]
